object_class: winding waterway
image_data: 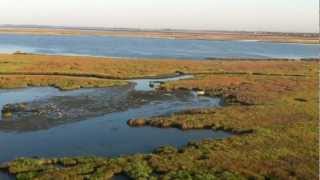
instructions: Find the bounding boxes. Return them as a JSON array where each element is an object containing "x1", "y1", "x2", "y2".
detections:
[{"x1": 0, "y1": 76, "x2": 231, "y2": 164}]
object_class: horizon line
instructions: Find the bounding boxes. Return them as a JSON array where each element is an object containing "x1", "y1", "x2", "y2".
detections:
[{"x1": 0, "y1": 24, "x2": 318, "y2": 35}]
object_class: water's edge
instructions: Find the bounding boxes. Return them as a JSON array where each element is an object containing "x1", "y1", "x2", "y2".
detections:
[
  {"x1": 0, "y1": 34, "x2": 319, "y2": 59},
  {"x1": 0, "y1": 75, "x2": 232, "y2": 166}
]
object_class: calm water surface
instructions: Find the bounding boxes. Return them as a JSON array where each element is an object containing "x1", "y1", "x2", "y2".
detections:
[
  {"x1": 0, "y1": 88, "x2": 97, "y2": 118},
  {"x1": 0, "y1": 34, "x2": 319, "y2": 59},
  {"x1": 0, "y1": 76, "x2": 231, "y2": 163}
]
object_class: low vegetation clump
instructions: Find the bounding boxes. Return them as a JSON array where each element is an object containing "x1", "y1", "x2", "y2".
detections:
[
  {"x1": 124, "y1": 160, "x2": 153, "y2": 179},
  {"x1": 0, "y1": 54, "x2": 318, "y2": 179}
]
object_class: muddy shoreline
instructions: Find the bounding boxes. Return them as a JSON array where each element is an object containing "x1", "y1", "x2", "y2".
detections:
[
  {"x1": 0, "y1": 83, "x2": 198, "y2": 132},
  {"x1": 0, "y1": 75, "x2": 229, "y2": 171}
]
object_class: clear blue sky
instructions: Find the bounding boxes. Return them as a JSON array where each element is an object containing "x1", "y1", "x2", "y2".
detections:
[{"x1": 0, "y1": 0, "x2": 318, "y2": 33}]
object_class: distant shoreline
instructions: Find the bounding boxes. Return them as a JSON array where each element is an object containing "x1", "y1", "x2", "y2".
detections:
[
  {"x1": 0, "y1": 26, "x2": 318, "y2": 44},
  {"x1": 6, "y1": 52, "x2": 319, "y2": 62}
]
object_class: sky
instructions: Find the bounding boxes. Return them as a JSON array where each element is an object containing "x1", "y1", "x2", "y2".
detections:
[{"x1": 0, "y1": 0, "x2": 318, "y2": 33}]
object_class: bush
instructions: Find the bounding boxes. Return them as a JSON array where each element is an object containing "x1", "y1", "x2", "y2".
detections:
[{"x1": 125, "y1": 161, "x2": 152, "y2": 179}]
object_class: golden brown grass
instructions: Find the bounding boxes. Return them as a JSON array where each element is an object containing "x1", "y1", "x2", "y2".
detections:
[
  {"x1": 0, "y1": 54, "x2": 319, "y2": 179},
  {"x1": 0, "y1": 75, "x2": 125, "y2": 90},
  {"x1": 0, "y1": 53, "x2": 317, "y2": 90},
  {"x1": 0, "y1": 54, "x2": 316, "y2": 77},
  {"x1": 128, "y1": 72, "x2": 319, "y2": 179}
]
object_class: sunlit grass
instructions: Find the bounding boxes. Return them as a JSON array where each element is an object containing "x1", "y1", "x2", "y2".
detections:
[
  {"x1": 0, "y1": 54, "x2": 318, "y2": 179},
  {"x1": 0, "y1": 75, "x2": 126, "y2": 90}
]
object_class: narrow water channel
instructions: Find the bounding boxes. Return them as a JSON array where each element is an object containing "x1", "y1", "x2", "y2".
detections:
[{"x1": 0, "y1": 75, "x2": 232, "y2": 164}]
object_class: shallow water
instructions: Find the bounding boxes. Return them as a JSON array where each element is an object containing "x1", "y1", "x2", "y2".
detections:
[
  {"x1": 130, "y1": 75, "x2": 193, "y2": 91},
  {"x1": 0, "y1": 75, "x2": 231, "y2": 163},
  {"x1": 0, "y1": 34, "x2": 319, "y2": 59},
  {"x1": 0, "y1": 98, "x2": 228, "y2": 163},
  {"x1": 0, "y1": 88, "x2": 97, "y2": 118},
  {"x1": 0, "y1": 172, "x2": 11, "y2": 180}
]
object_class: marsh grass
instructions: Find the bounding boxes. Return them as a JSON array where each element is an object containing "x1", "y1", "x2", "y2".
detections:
[
  {"x1": 0, "y1": 75, "x2": 126, "y2": 90},
  {"x1": 0, "y1": 54, "x2": 318, "y2": 179}
]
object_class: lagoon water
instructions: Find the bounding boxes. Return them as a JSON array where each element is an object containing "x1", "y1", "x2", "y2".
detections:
[
  {"x1": 0, "y1": 99, "x2": 228, "y2": 162},
  {"x1": 0, "y1": 76, "x2": 231, "y2": 163},
  {"x1": 0, "y1": 88, "x2": 97, "y2": 118},
  {"x1": 0, "y1": 34, "x2": 319, "y2": 59}
]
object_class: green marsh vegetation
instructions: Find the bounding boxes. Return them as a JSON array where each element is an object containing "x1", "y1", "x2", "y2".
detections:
[{"x1": 0, "y1": 54, "x2": 318, "y2": 179}]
